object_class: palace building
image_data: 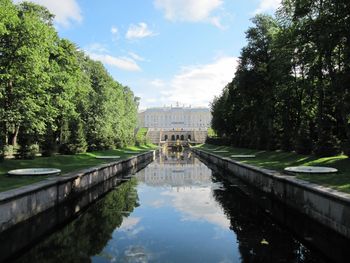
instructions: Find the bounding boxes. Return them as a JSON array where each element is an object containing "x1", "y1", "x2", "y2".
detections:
[
  {"x1": 138, "y1": 105, "x2": 211, "y2": 130},
  {"x1": 138, "y1": 105, "x2": 212, "y2": 144}
]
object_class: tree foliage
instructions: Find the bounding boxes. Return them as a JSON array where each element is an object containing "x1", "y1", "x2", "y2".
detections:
[
  {"x1": 211, "y1": 0, "x2": 350, "y2": 157},
  {"x1": 0, "y1": 0, "x2": 139, "y2": 158}
]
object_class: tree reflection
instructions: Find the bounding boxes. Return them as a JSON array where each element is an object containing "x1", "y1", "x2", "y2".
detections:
[
  {"x1": 15, "y1": 178, "x2": 139, "y2": 263},
  {"x1": 211, "y1": 172, "x2": 325, "y2": 263}
]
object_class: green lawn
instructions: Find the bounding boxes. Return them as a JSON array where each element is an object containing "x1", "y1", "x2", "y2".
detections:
[
  {"x1": 0, "y1": 144, "x2": 157, "y2": 192},
  {"x1": 196, "y1": 144, "x2": 350, "y2": 193}
]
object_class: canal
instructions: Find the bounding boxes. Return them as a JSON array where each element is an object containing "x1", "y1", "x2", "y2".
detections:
[{"x1": 1, "y1": 150, "x2": 349, "y2": 262}]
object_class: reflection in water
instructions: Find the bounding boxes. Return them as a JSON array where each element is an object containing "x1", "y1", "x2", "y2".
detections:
[
  {"x1": 211, "y1": 174, "x2": 318, "y2": 263},
  {"x1": 8, "y1": 150, "x2": 347, "y2": 262},
  {"x1": 14, "y1": 179, "x2": 139, "y2": 263},
  {"x1": 137, "y1": 151, "x2": 212, "y2": 187}
]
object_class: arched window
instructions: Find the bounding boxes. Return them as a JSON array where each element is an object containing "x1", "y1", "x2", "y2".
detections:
[
  {"x1": 176, "y1": 135, "x2": 180, "y2": 140},
  {"x1": 188, "y1": 134, "x2": 191, "y2": 140},
  {"x1": 171, "y1": 135, "x2": 175, "y2": 141},
  {"x1": 180, "y1": 135, "x2": 184, "y2": 140},
  {"x1": 164, "y1": 135, "x2": 168, "y2": 141}
]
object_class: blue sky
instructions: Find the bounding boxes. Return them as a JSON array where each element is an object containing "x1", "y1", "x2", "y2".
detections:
[{"x1": 14, "y1": 0, "x2": 280, "y2": 109}]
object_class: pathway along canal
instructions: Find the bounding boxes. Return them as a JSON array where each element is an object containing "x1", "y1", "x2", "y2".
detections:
[{"x1": 1, "y1": 150, "x2": 349, "y2": 262}]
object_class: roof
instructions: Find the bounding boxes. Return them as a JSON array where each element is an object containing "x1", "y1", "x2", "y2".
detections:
[{"x1": 139, "y1": 106, "x2": 210, "y2": 114}]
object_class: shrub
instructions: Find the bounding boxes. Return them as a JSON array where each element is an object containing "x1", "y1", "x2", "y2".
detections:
[
  {"x1": 42, "y1": 132, "x2": 58, "y2": 157},
  {"x1": 314, "y1": 134, "x2": 341, "y2": 157},
  {"x1": 0, "y1": 146, "x2": 4, "y2": 161},
  {"x1": 135, "y1": 128, "x2": 148, "y2": 146},
  {"x1": 59, "y1": 143, "x2": 84, "y2": 155},
  {"x1": 18, "y1": 143, "x2": 39, "y2": 159},
  {"x1": 341, "y1": 139, "x2": 350, "y2": 157},
  {"x1": 59, "y1": 118, "x2": 87, "y2": 155},
  {"x1": 295, "y1": 136, "x2": 313, "y2": 155},
  {"x1": 18, "y1": 132, "x2": 35, "y2": 159},
  {"x1": 205, "y1": 137, "x2": 231, "y2": 146},
  {"x1": 3, "y1": 145, "x2": 14, "y2": 157},
  {"x1": 29, "y1": 144, "x2": 39, "y2": 158},
  {"x1": 295, "y1": 125, "x2": 313, "y2": 155}
]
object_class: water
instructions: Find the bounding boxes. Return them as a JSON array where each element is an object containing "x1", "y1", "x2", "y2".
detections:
[{"x1": 3, "y1": 150, "x2": 349, "y2": 262}]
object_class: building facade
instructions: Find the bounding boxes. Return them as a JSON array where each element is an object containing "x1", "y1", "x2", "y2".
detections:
[{"x1": 138, "y1": 105, "x2": 211, "y2": 130}]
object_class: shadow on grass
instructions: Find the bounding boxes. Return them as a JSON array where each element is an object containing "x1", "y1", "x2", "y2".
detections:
[
  {"x1": 199, "y1": 144, "x2": 350, "y2": 193},
  {"x1": 0, "y1": 144, "x2": 156, "y2": 192}
]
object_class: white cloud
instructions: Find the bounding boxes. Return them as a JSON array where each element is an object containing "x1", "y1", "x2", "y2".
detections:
[
  {"x1": 160, "y1": 56, "x2": 238, "y2": 107},
  {"x1": 126, "y1": 22, "x2": 156, "y2": 40},
  {"x1": 85, "y1": 43, "x2": 109, "y2": 54},
  {"x1": 111, "y1": 26, "x2": 118, "y2": 34},
  {"x1": 111, "y1": 26, "x2": 119, "y2": 42},
  {"x1": 255, "y1": 0, "x2": 281, "y2": 14},
  {"x1": 154, "y1": 0, "x2": 223, "y2": 26},
  {"x1": 209, "y1": 16, "x2": 225, "y2": 30},
  {"x1": 150, "y1": 79, "x2": 165, "y2": 87},
  {"x1": 14, "y1": 0, "x2": 82, "y2": 27},
  {"x1": 85, "y1": 43, "x2": 142, "y2": 72},
  {"x1": 129, "y1": 52, "x2": 145, "y2": 62},
  {"x1": 88, "y1": 53, "x2": 141, "y2": 72}
]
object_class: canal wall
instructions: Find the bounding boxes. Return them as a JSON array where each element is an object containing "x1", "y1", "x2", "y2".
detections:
[
  {"x1": 0, "y1": 161, "x2": 149, "y2": 262},
  {"x1": 0, "y1": 151, "x2": 155, "y2": 232},
  {"x1": 192, "y1": 148, "x2": 350, "y2": 239}
]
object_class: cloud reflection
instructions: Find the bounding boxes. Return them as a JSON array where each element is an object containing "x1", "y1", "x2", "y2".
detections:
[
  {"x1": 162, "y1": 185, "x2": 230, "y2": 229},
  {"x1": 119, "y1": 217, "x2": 141, "y2": 231}
]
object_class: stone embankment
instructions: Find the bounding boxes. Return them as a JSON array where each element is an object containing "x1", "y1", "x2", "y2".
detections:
[
  {"x1": 0, "y1": 151, "x2": 155, "y2": 232},
  {"x1": 192, "y1": 148, "x2": 350, "y2": 239}
]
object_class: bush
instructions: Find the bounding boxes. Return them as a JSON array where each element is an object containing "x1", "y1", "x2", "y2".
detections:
[
  {"x1": 135, "y1": 128, "x2": 148, "y2": 146},
  {"x1": 18, "y1": 143, "x2": 39, "y2": 159},
  {"x1": 314, "y1": 134, "x2": 340, "y2": 157},
  {"x1": 341, "y1": 139, "x2": 350, "y2": 157},
  {"x1": 59, "y1": 118, "x2": 87, "y2": 155},
  {"x1": 42, "y1": 138, "x2": 57, "y2": 157},
  {"x1": 0, "y1": 146, "x2": 4, "y2": 161},
  {"x1": 59, "y1": 143, "x2": 83, "y2": 155},
  {"x1": 29, "y1": 144, "x2": 39, "y2": 158},
  {"x1": 295, "y1": 136, "x2": 313, "y2": 155},
  {"x1": 206, "y1": 137, "x2": 231, "y2": 146},
  {"x1": 295, "y1": 125, "x2": 313, "y2": 155},
  {"x1": 18, "y1": 132, "x2": 37, "y2": 159},
  {"x1": 267, "y1": 136, "x2": 278, "y2": 151},
  {"x1": 3, "y1": 145, "x2": 14, "y2": 157}
]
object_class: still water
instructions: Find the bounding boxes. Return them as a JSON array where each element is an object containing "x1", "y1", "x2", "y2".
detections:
[{"x1": 7, "y1": 150, "x2": 349, "y2": 262}]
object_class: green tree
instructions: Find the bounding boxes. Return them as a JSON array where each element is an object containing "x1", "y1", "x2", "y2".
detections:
[
  {"x1": 211, "y1": 0, "x2": 350, "y2": 157},
  {"x1": 0, "y1": 1, "x2": 57, "y2": 149},
  {"x1": 0, "y1": 1, "x2": 142, "y2": 159}
]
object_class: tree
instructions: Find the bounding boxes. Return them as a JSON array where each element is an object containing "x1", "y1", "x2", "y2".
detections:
[
  {"x1": 0, "y1": 2, "x2": 57, "y2": 148},
  {"x1": 0, "y1": 1, "x2": 141, "y2": 159}
]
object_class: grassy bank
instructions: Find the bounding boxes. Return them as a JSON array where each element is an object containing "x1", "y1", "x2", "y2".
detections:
[
  {"x1": 196, "y1": 144, "x2": 350, "y2": 193},
  {"x1": 0, "y1": 144, "x2": 157, "y2": 192}
]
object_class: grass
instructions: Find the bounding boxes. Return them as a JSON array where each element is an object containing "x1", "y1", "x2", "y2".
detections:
[
  {"x1": 0, "y1": 144, "x2": 157, "y2": 192},
  {"x1": 196, "y1": 144, "x2": 350, "y2": 193}
]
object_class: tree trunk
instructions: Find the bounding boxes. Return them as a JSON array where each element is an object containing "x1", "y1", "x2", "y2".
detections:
[{"x1": 11, "y1": 125, "x2": 20, "y2": 146}]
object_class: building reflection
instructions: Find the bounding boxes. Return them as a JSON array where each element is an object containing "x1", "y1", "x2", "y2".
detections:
[{"x1": 136, "y1": 150, "x2": 212, "y2": 187}]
